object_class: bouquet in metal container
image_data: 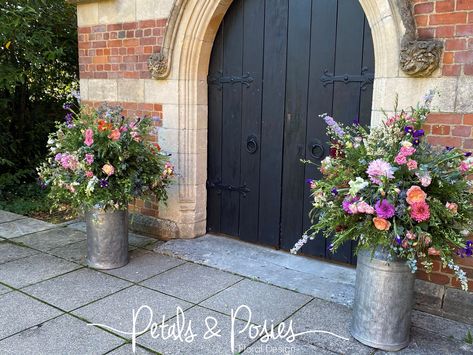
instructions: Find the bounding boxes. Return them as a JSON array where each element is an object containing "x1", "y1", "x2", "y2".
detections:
[
  {"x1": 38, "y1": 103, "x2": 174, "y2": 212},
  {"x1": 292, "y1": 91, "x2": 473, "y2": 290}
]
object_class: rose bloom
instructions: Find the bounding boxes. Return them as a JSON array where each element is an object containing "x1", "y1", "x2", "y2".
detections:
[
  {"x1": 108, "y1": 129, "x2": 121, "y2": 141},
  {"x1": 406, "y1": 185, "x2": 427, "y2": 205},
  {"x1": 446, "y1": 202, "x2": 458, "y2": 214},
  {"x1": 102, "y1": 163, "x2": 115, "y2": 176},
  {"x1": 410, "y1": 201, "x2": 430, "y2": 222},
  {"x1": 406, "y1": 159, "x2": 418, "y2": 170},
  {"x1": 428, "y1": 247, "x2": 440, "y2": 256},
  {"x1": 400, "y1": 146, "x2": 416, "y2": 157},
  {"x1": 85, "y1": 171, "x2": 94, "y2": 178},
  {"x1": 394, "y1": 154, "x2": 407, "y2": 165},
  {"x1": 373, "y1": 217, "x2": 391, "y2": 231}
]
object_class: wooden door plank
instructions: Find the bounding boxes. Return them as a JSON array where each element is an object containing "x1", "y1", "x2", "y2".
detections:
[
  {"x1": 238, "y1": 0, "x2": 265, "y2": 243},
  {"x1": 303, "y1": 0, "x2": 338, "y2": 258},
  {"x1": 207, "y1": 26, "x2": 224, "y2": 234},
  {"x1": 220, "y1": 0, "x2": 244, "y2": 236},
  {"x1": 258, "y1": 0, "x2": 289, "y2": 247},
  {"x1": 280, "y1": 0, "x2": 312, "y2": 251},
  {"x1": 330, "y1": 0, "x2": 366, "y2": 263}
]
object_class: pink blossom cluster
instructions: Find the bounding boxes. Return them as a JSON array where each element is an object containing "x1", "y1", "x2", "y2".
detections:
[
  {"x1": 55, "y1": 153, "x2": 78, "y2": 170},
  {"x1": 394, "y1": 145, "x2": 417, "y2": 168}
]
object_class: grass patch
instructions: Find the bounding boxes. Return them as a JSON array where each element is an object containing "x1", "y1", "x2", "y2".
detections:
[{"x1": 0, "y1": 182, "x2": 76, "y2": 223}]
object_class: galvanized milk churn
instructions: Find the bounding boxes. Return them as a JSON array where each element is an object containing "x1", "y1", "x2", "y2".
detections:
[
  {"x1": 351, "y1": 248, "x2": 415, "y2": 351},
  {"x1": 85, "y1": 208, "x2": 129, "y2": 269}
]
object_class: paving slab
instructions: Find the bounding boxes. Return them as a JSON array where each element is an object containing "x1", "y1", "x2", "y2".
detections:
[
  {"x1": 200, "y1": 279, "x2": 312, "y2": 325},
  {"x1": 73, "y1": 285, "x2": 193, "y2": 339},
  {"x1": 0, "y1": 218, "x2": 56, "y2": 239},
  {"x1": 156, "y1": 234, "x2": 356, "y2": 306},
  {"x1": 0, "y1": 314, "x2": 123, "y2": 354},
  {"x1": 137, "y1": 305, "x2": 256, "y2": 355},
  {"x1": 0, "y1": 284, "x2": 12, "y2": 296},
  {"x1": 129, "y1": 233, "x2": 161, "y2": 249},
  {"x1": 22, "y1": 268, "x2": 131, "y2": 311},
  {"x1": 48, "y1": 240, "x2": 88, "y2": 265},
  {"x1": 67, "y1": 221, "x2": 86, "y2": 232},
  {"x1": 13, "y1": 227, "x2": 85, "y2": 252},
  {"x1": 376, "y1": 327, "x2": 473, "y2": 354},
  {"x1": 0, "y1": 291, "x2": 63, "y2": 340},
  {"x1": 0, "y1": 210, "x2": 26, "y2": 224},
  {"x1": 244, "y1": 337, "x2": 339, "y2": 355},
  {"x1": 284, "y1": 298, "x2": 373, "y2": 355},
  {"x1": 0, "y1": 253, "x2": 81, "y2": 288},
  {"x1": 108, "y1": 343, "x2": 156, "y2": 354},
  {"x1": 412, "y1": 310, "x2": 473, "y2": 343},
  {"x1": 141, "y1": 262, "x2": 243, "y2": 303},
  {"x1": 103, "y1": 249, "x2": 184, "y2": 283},
  {"x1": 0, "y1": 241, "x2": 38, "y2": 264}
]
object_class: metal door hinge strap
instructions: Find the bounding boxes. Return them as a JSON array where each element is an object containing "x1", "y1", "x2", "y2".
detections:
[
  {"x1": 320, "y1": 67, "x2": 374, "y2": 90},
  {"x1": 206, "y1": 179, "x2": 250, "y2": 196},
  {"x1": 207, "y1": 71, "x2": 254, "y2": 90}
]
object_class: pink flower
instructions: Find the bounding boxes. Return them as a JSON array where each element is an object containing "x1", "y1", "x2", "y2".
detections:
[
  {"x1": 406, "y1": 159, "x2": 418, "y2": 170},
  {"x1": 428, "y1": 247, "x2": 440, "y2": 256},
  {"x1": 85, "y1": 153, "x2": 94, "y2": 165},
  {"x1": 400, "y1": 146, "x2": 416, "y2": 157},
  {"x1": 349, "y1": 204, "x2": 359, "y2": 214},
  {"x1": 460, "y1": 161, "x2": 470, "y2": 173},
  {"x1": 419, "y1": 175, "x2": 432, "y2": 187},
  {"x1": 131, "y1": 131, "x2": 141, "y2": 142},
  {"x1": 410, "y1": 201, "x2": 430, "y2": 222},
  {"x1": 406, "y1": 230, "x2": 416, "y2": 240},
  {"x1": 85, "y1": 171, "x2": 94, "y2": 178},
  {"x1": 394, "y1": 154, "x2": 407, "y2": 165},
  {"x1": 357, "y1": 201, "x2": 375, "y2": 214},
  {"x1": 119, "y1": 125, "x2": 128, "y2": 132},
  {"x1": 60, "y1": 154, "x2": 78, "y2": 170},
  {"x1": 84, "y1": 129, "x2": 94, "y2": 147},
  {"x1": 402, "y1": 239, "x2": 409, "y2": 248},
  {"x1": 366, "y1": 159, "x2": 394, "y2": 184},
  {"x1": 446, "y1": 202, "x2": 458, "y2": 214},
  {"x1": 102, "y1": 163, "x2": 115, "y2": 176},
  {"x1": 108, "y1": 129, "x2": 121, "y2": 141}
]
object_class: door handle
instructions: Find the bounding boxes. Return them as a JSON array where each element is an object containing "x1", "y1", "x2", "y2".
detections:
[
  {"x1": 310, "y1": 140, "x2": 325, "y2": 159},
  {"x1": 246, "y1": 135, "x2": 258, "y2": 154}
]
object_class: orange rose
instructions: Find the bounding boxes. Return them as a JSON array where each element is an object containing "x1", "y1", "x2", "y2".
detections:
[
  {"x1": 406, "y1": 185, "x2": 427, "y2": 205},
  {"x1": 108, "y1": 129, "x2": 121, "y2": 141},
  {"x1": 373, "y1": 217, "x2": 391, "y2": 231}
]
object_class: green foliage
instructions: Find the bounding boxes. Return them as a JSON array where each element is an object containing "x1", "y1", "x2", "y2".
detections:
[
  {"x1": 0, "y1": 182, "x2": 50, "y2": 216},
  {"x1": 465, "y1": 330, "x2": 473, "y2": 345},
  {"x1": 0, "y1": 0, "x2": 78, "y2": 196}
]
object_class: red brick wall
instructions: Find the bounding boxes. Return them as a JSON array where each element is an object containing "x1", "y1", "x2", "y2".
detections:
[
  {"x1": 414, "y1": 0, "x2": 473, "y2": 77},
  {"x1": 78, "y1": 19, "x2": 167, "y2": 79}
]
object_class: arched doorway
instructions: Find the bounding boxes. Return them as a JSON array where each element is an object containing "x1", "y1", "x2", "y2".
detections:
[{"x1": 206, "y1": 0, "x2": 374, "y2": 263}]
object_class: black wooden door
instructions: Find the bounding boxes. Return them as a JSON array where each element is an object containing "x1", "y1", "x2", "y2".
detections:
[{"x1": 207, "y1": 0, "x2": 374, "y2": 264}]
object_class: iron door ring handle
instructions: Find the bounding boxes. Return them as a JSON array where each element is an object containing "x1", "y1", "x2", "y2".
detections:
[
  {"x1": 246, "y1": 135, "x2": 258, "y2": 154},
  {"x1": 311, "y1": 143, "x2": 325, "y2": 159}
]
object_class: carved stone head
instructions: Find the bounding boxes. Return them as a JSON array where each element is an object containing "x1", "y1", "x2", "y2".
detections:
[{"x1": 400, "y1": 40, "x2": 443, "y2": 77}]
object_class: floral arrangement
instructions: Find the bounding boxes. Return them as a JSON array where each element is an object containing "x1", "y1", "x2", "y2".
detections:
[
  {"x1": 38, "y1": 103, "x2": 174, "y2": 212},
  {"x1": 292, "y1": 92, "x2": 473, "y2": 290}
]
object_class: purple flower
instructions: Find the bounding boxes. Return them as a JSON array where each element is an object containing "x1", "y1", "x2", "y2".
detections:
[
  {"x1": 413, "y1": 138, "x2": 420, "y2": 146},
  {"x1": 322, "y1": 115, "x2": 345, "y2": 138},
  {"x1": 395, "y1": 235, "x2": 402, "y2": 245},
  {"x1": 99, "y1": 179, "x2": 109, "y2": 188},
  {"x1": 413, "y1": 129, "x2": 424, "y2": 138},
  {"x1": 465, "y1": 152, "x2": 472, "y2": 157},
  {"x1": 404, "y1": 126, "x2": 414, "y2": 134},
  {"x1": 54, "y1": 153, "x2": 63, "y2": 162},
  {"x1": 375, "y1": 199, "x2": 395, "y2": 219},
  {"x1": 331, "y1": 188, "x2": 339, "y2": 196},
  {"x1": 457, "y1": 240, "x2": 473, "y2": 258},
  {"x1": 63, "y1": 103, "x2": 72, "y2": 110},
  {"x1": 445, "y1": 146, "x2": 454, "y2": 151},
  {"x1": 342, "y1": 196, "x2": 360, "y2": 214}
]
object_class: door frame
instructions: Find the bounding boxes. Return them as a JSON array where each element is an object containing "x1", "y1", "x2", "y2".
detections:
[{"x1": 157, "y1": 0, "x2": 403, "y2": 238}]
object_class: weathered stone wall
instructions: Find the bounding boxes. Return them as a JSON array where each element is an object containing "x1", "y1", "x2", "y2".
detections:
[{"x1": 74, "y1": 0, "x2": 473, "y2": 294}]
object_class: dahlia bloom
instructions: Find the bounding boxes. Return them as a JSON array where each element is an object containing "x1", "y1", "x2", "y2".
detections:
[
  {"x1": 375, "y1": 199, "x2": 395, "y2": 219},
  {"x1": 366, "y1": 159, "x2": 394, "y2": 184},
  {"x1": 410, "y1": 201, "x2": 430, "y2": 222}
]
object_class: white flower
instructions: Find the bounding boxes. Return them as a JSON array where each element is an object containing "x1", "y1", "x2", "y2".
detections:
[
  {"x1": 86, "y1": 176, "x2": 98, "y2": 196},
  {"x1": 401, "y1": 141, "x2": 413, "y2": 148},
  {"x1": 348, "y1": 177, "x2": 369, "y2": 196}
]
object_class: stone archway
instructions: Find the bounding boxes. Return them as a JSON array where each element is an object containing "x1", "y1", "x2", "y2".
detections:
[{"x1": 161, "y1": 0, "x2": 403, "y2": 238}]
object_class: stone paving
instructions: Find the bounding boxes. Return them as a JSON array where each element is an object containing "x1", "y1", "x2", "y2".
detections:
[{"x1": 0, "y1": 211, "x2": 472, "y2": 354}]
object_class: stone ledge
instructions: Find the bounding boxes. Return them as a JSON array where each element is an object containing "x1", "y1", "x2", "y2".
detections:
[{"x1": 129, "y1": 213, "x2": 179, "y2": 240}]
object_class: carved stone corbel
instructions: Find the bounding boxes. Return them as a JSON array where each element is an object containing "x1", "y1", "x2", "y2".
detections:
[
  {"x1": 398, "y1": 0, "x2": 443, "y2": 77},
  {"x1": 147, "y1": 0, "x2": 188, "y2": 79}
]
